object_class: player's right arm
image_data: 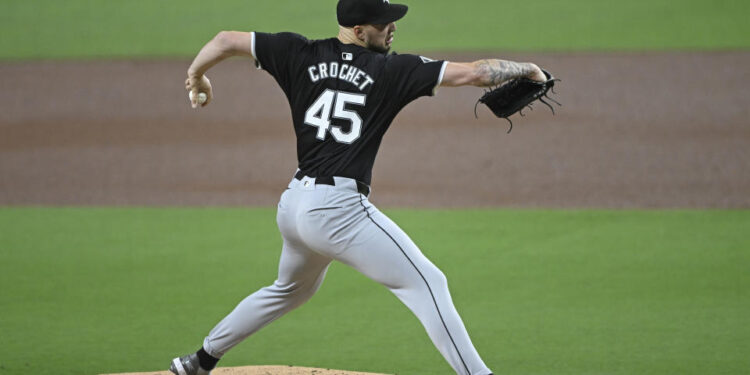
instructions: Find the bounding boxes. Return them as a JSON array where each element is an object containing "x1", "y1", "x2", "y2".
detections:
[
  {"x1": 439, "y1": 59, "x2": 545, "y2": 88},
  {"x1": 186, "y1": 31, "x2": 256, "y2": 107}
]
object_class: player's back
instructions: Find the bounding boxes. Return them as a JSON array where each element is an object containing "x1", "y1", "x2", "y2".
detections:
[{"x1": 253, "y1": 32, "x2": 446, "y2": 185}]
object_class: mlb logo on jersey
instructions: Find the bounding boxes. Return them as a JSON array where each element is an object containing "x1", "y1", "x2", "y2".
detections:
[{"x1": 342, "y1": 52, "x2": 353, "y2": 61}]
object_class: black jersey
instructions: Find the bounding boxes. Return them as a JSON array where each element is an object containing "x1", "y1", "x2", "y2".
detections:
[{"x1": 252, "y1": 32, "x2": 447, "y2": 185}]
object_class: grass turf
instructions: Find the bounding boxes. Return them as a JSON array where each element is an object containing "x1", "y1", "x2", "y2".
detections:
[
  {"x1": 0, "y1": 208, "x2": 748, "y2": 374},
  {"x1": 1, "y1": 0, "x2": 749, "y2": 60}
]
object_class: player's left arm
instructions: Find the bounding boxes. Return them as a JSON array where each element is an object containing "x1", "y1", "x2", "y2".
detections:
[
  {"x1": 186, "y1": 31, "x2": 256, "y2": 107},
  {"x1": 439, "y1": 60, "x2": 545, "y2": 88}
]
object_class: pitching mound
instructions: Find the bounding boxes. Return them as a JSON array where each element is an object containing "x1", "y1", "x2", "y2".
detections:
[{"x1": 102, "y1": 365, "x2": 392, "y2": 375}]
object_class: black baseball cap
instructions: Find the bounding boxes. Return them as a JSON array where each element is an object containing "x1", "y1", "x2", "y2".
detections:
[{"x1": 337, "y1": 0, "x2": 408, "y2": 27}]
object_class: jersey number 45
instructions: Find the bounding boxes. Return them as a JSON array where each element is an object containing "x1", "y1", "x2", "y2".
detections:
[{"x1": 304, "y1": 89, "x2": 366, "y2": 144}]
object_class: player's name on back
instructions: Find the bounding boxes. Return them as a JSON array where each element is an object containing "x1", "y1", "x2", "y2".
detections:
[{"x1": 307, "y1": 61, "x2": 375, "y2": 91}]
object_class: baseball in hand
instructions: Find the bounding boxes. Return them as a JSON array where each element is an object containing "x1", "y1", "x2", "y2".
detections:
[{"x1": 189, "y1": 91, "x2": 207, "y2": 105}]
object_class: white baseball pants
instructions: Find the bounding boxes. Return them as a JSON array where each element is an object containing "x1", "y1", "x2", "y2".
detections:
[{"x1": 202, "y1": 175, "x2": 492, "y2": 375}]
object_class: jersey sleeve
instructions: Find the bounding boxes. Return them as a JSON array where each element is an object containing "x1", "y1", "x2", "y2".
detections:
[
  {"x1": 385, "y1": 54, "x2": 448, "y2": 105},
  {"x1": 252, "y1": 32, "x2": 309, "y2": 93}
]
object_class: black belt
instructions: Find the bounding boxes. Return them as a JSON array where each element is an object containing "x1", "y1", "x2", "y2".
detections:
[{"x1": 294, "y1": 171, "x2": 370, "y2": 197}]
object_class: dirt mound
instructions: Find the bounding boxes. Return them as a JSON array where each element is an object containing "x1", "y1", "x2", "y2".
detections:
[{"x1": 102, "y1": 365, "x2": 391, "y2": 375}]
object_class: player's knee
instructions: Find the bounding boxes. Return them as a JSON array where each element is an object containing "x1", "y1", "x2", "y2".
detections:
[
  {"x1": 270, "y1": 278, "x2": 320, "y2": 299},
  {"x1": 422, "y1": 265, "x2": 449, "y2": 290}
]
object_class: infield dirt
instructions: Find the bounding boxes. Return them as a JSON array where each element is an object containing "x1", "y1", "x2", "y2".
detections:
[{"x1": 2, "y1": 52, "x2": 749, "y2": 208}]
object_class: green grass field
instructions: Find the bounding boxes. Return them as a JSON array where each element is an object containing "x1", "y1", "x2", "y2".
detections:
[
  {"x1": 1, "y1": 0, "x2": 749, "y2": 59},
  {"x1": 1, "y1": 208, "x2": 748, "y2": 374}
]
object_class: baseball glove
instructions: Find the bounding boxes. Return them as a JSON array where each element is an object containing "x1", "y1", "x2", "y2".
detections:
[{"x1": 475, "y1": 69, "x2": 560, "y2": 133}]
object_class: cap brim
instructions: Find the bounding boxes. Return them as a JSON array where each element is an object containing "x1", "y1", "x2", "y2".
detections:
[{"x1": 370, "y1": 4, "x2": 408, "y2": 25}]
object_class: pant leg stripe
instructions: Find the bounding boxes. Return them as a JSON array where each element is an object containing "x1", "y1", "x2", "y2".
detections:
[{"x1": 358, "y1": 195, "x2": 471, "y2": 375}]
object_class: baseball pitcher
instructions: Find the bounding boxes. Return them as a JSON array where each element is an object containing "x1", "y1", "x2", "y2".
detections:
[{"x1": 173, "y1": 1, "x2": 547, "y2": 374}]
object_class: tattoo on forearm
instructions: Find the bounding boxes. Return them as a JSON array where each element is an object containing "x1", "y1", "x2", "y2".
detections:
[{"x1": 476, "y1": 59, "x2": 533, "y2": 86}]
